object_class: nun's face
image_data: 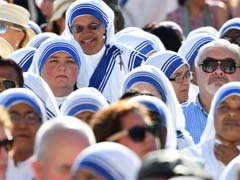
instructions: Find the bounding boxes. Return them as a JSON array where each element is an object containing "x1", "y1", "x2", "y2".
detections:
[
  {"x1": 131, "y1": 83, "x2": 162, "y2": 99},
  {"x1": 73, "y1": 168, "x2": 104, "y2": 180},
  {"x1": 75, "y1": 111, "x2": 94, "y2": 124},
  {"x1": 41, "y1": 51, "x2": 79, "y2": 97},
  {"x1": 8, "y1": 103, "x2": 41, "y2": 157},
  {"x1": 214, "y1": 95, "x2": 240, "y2": 143},
  {"x1": 169, "y1": 65, "x2": 190, "y2": 104},
  {"x1": 71, "y1": 15, "x2": 105, "y2": 55}
]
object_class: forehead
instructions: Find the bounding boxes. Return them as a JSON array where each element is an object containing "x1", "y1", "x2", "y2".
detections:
[
  {"x1": 48, "y1": 51, "x2": 73, "y2": 58},
  {"x1": 72, "y1": 15, "x2": 101, "y2": 25},
  {"x1": 218, "y1": 95, "x2": 240, "y2": 105},
  {"x1": 9, "y1": 102, "x2": 36, "y2": 112}
]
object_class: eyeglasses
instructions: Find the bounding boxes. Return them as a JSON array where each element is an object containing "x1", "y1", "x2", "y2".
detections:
[
  {"x1": 198, "y1": 57, "x2": 240, "y2": 74},
  {"x1": 222, "y1": 36, "x2": 240, "y2": 46},
  {"x1": 10, "y1": 112, "x2": 40, "y2": 125},
  {"x1": 0, "y1": 23, "x2": 23, "y2": 34},
  {"x1": 169, "y1": 71, "x2": 193, "y2": 83},
  {"x1": 106, "y1": 124, "x2": 158, "y2": 142},
  {"x1": 0, "y1": 138, "x2": 13, "y2": 152},
  {"x1": 71, "y1": 23, "x2": 101, "y2": 33},
  {"x1": 0, "y1": 79, "x2": 16, "y2": 89}
]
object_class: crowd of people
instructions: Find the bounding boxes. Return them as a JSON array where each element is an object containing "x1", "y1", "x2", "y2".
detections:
[{"x1": 0, "y1": 0, "x2": 240, "y2": 179}]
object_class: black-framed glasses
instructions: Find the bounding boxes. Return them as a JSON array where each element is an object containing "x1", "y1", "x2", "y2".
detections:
[
  {"x1": 0, "y1": 23, "x2": 23, "y2": 34},
  {"x1": 71, "y1": 23, "x2": 101, "y2": 33},
  {"x1": 0, "y1": 79, "x2": 16, "y2": 89},
  {"x1": 106, "y1": 124, "x2": 158, "y2": 142},
  {"x1": 198, "y1": 57, "x2": 240, "y2": 74},
  {"x1": 0, "y1": 138, "x2": 13, "y2": 152},
  {"x1": 10, "y1": 112, "x2": 40, "y2": 125},
  {"x1": 169, "y1": 71, "x2": 193, "y2": 83}
]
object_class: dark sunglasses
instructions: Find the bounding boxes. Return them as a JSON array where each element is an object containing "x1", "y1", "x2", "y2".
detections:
[
  {"x1": 0, "y1": 79, "x2": 16, "y2": 89},
  {"x1": 71, "y1": 23, "x2": 101, "y2": 33},
  {"x1": 0, "y1": 23, "x2": 23, "y2": 34},
  {"x1": 107, "y1": 124, "x2": 158, "y2": 142},
  {"x1": 0, "y1": 138, "x2": 13, "y2": 152},
  {"x1": 198, "y1": 57, "x2": 240, "y2": 74}
]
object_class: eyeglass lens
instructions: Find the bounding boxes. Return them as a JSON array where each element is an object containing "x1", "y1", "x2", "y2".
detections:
[
  {"x1": 128, "y1": 124, "x2": 157, "y2": 142},
  {"x1": 71, "y1": 23, "x2": 101, "y2": 33},
  {"x1": 10, "y1": 112, "x2": 39, "y2": 125},
  {"x1": 2, "y1": 80, "x2": 16, "y2": 89}
]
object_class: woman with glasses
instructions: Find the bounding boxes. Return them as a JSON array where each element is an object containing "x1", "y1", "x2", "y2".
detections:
[
  {"x1": 182, "y1": 82, "x2": 240, "y2": 179},
  {"x1": 64, "y1": 0, "x2": 147, "y2": 102},
  {"x1": 0, "y1": 88, "x2": 46, "y2": 180},
  {"x1": 90, "y1": 100, "x2": 157, "y2": 159},
  {"x1": 145, "y1": 50, "x2": 192, "y2": 104},
  {"x1": 121, "y1": 65, "x2": 194, "y2": 149},
  {"x1": 0, "y1": 3, "x2": 35, "y2": 50}
]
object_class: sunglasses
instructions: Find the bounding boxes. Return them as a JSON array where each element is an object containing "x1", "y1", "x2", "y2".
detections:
[
  {"x1": 0, "y1": 138, "x2": 13, "y2": 152},
  {"x1": 0, "y1": 79, "x2": 16, "y2": 89},
  {"x1": 0, "y1": 23, "x2": 23, "y2": 34},
  {"x1": 71, "y1": 23, "x2": 101, "y2": 33},
  {"x1": 198, "y1": 57, "x2": 240, "y2": 74},
  {"x1": 106, "y1": 124, "x2": 158, "y2": 142},
  {"x1": 169, "y1": 71, "x2": 193, "y2": 83}
]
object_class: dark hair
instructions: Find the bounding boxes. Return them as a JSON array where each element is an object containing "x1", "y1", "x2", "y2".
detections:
[
  {"x1": 178, "y1": 0, "x2": 186, "y2": 6},
  {"x1": 0, "y1": 57, "x2": 24, "y2": 87}
]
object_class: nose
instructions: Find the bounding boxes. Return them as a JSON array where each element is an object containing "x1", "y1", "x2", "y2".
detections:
[
  {"x1": 58, "y1": 62, "x2": 66, "y2": 71},
  {"x1": 214, "y1": 65, "x2": 224, "y2": 75}
]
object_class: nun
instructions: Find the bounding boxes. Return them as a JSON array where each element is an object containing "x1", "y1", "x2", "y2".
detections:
[
  {"x1": 64, "y1": 0, "x2": 148, "y2": 102},
  {"x1": 121, "y1": 65, "x2": 194, "y2": 149}
]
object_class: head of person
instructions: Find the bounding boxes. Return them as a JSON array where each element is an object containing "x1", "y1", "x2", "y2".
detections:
[
  {"x1": 49, "y1": 0, "x2": 75, "y2": 35},
  {"x1": 0, "y1": 88, "x2": 46, "y2": 163},
  {"x1": 128, "y1": 95, "x2": 177, "y2": 149},
  {"x1": 65, "y1": 0, "x2": 115, "y2": 55},
  {"x1": 0, "y1": 2, "x2": 35, "y2": 50},
  {"x1": 71, "y1": 142, "x2": 141, "y2": 180},
  {"x1": 201, "y1": 82, "x2": 240, "y2": 144},
  {"x1": 30, "y1": 36, "x2": 82, "y2": 97},
  {"x1": 60, "y1": 87, "x2": 109, "y2": 124},
  {"x1": 145, "y1": 50, "x2": 192, "y2": 103},
  {"x1": 137, "y1": 149, "x2": 212, "y2": 180},
  {"x1": 219, "y1": 18, "x2": 240, "y2": 46},
  {"x1": 32, "y1": 115, "x2": 96, "y2": 180},
  {"x1": 0, "y1": 106, "x2": 13, "y2": 180},
  {"x1": 90, "y1": 100, "x2": 158, "y2": 159},
  {"x1": 0, "y1": 57, "x2": 24, "y2": 93},
  {"x1": 194, "y1": 39, "x2": 240, "y2": 111}
]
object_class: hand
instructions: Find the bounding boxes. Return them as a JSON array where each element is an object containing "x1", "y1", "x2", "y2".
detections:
[{"x1": 214, "y1": 142, "x2": 240, "y2": 165}]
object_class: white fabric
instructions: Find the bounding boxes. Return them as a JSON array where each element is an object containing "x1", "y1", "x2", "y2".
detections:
[
  {"x1": 6, "y1": 156, "x2": 35, "y2": 180},
  {"x1": 26, "y1": 32, "x2": 58, "y2": 48},
  {"x1": 220, "y1": 155, "x2": 240, "y2": 180}
]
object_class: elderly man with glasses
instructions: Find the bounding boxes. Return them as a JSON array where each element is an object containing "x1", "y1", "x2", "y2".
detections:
[{"x1": 182, "y1": 39, "x2": 240, "y2": 144}]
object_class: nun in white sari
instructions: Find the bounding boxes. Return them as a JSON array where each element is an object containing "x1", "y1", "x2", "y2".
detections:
[
  {"x1": 121, "y1": 65, "x2": 194, "y2": 149},
  {"x1": 64, "y1": 0, "x2": 148, "y2": 102},
  {"x1": 182, "y1": 82, "x2": 240, "y2": 180}
]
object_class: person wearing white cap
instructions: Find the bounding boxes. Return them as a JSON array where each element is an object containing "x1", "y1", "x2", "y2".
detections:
[
  {"x1": 71, "y1": 142, "x2": 141, "y2": 180},
  {"x1": 64, "y1": 0, "x2": 147, "y2": 102},
  {"x1": 0, "y1": 2, "x2": 36, "y2": 50},
  {"x1": 60, "y1": 87, "x2": 108, "y2": 124},
  {"x1": 121, "y1": 65, "x2": 194, "y2": 149},
  {"x1": 32, "y1": 115, "x2": 96, "y2": 180},
  {"x1": 29, "y1": 36, "x2": 83, "y2": 107},
  {"x1": 0, "y1": 88, "x2": 46, "y2": 180},
  {"x1": 182, "y1": 82, "x2": 240, "y2": 180},
  {"x1": 26, "y1": 32, "x2": 58, "y2": 48}
]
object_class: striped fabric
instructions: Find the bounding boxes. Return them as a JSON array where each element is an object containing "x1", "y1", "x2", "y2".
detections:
[{"x1": 219, "y1": 18, "x2": 240, "y2": 37}]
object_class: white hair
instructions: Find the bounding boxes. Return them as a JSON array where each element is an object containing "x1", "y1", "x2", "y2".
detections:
[{"x1": 33, "y1": 116, "x2": 96, "y2": 160}]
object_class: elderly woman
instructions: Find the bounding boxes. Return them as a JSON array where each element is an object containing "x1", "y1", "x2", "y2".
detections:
[
  {"x1": 0, "y1": 88, "x2": 46, "y2": 180},
  {"x1": 182, "y1": 82, "x2": 240, "y2": 179},
  {"x1": 29, "y1": 36, "x2": 83, "y2": 107},
  {"x1": 64, "y1": 0, "x2": 147, "y2": 102},
  {"x1": 121, "y1": 65, "x2": 194, "y2": 149},
  {"x1": 71, "y1": 142, "x2": 141, "y2": 180},
  {"x1": 60, "y1": 87, "x2": 109, "y2": 124}
]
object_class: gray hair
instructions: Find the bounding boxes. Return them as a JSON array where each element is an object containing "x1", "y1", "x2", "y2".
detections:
[{"x1": 33, "y1": 116, "x2": 96, "y2": 160}]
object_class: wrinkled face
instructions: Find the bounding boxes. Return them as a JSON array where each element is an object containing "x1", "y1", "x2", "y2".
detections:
[
  {"x1": 169, "y1": 65, "x2": 190, "y2": 103},
  {"x1": 0, "y1": 126, "x2": 9, "y2": 179},
  {"x1": 215, "y1": 95, "x2": 240, "y2": 143},
  {"x1": 0, "y1": 66, "x2": 19, "y2": 93},
  {"x1": 41, "y1": 51, "x2": 79, "y2": 97},
  {"x1": 72, "y1": 168, "x2": 104, "y2": 180},
  {"x1": 71, "y1": 15, "x2": 105, "y2": 55},
  {"x1": 117, "y1": 111, "x2": 157, "y2": 159},
  {"x1": 131, "y1": 83, "x2": 162, "y2": 99},
  {"x1": 196, "y1": 46, "x2": 240, "y2": 98},
  {"x1": 9, "y1": 103, "x2": 41, "y2": 156},
  {"x1": 33, "y1": 130, "x2": 90, "y2": 180}
]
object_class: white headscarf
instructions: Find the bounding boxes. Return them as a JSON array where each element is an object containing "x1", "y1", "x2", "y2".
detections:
[
  {"x1": 26, "y1": 32, "x2": 58, "y2": 48},
  {"x1": 71, "y1": 142, "x2": 141, "y2": 180},
  {"x1": 219, "y1": 18, "x2": 240, "y2": 38},
  {"x1": 60, "y1": 87, "x2": 108, "y2": 116}
]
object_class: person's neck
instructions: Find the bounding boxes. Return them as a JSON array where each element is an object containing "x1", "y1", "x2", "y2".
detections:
[
  {"x1": 53, "y1": 87, "x2": 73, "y2": 97},
  {"x1": 186, "y1": 1, "x2": 204, "y2": 18},
  {"x1": 198, "y1": 93, "x2": 212, "y2": 113},
  {"x1": 11, "y1": 149, "x2": 33, "y2": 165}
]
